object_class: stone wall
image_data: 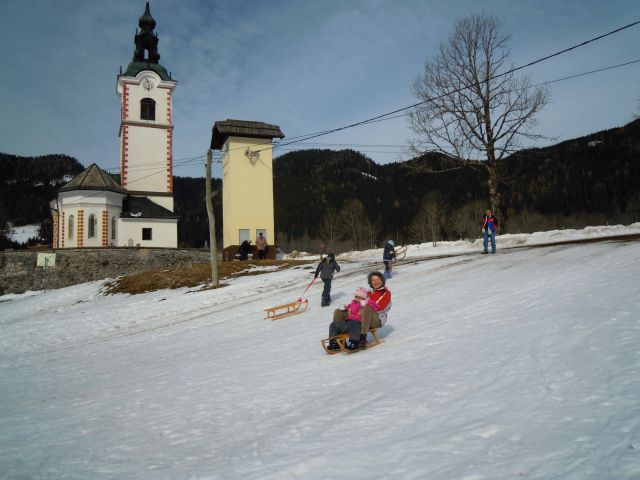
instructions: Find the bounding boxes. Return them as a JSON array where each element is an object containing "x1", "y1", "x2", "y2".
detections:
[{"x1": 0, "y1": 248, "x2": 213, "y2": 295}]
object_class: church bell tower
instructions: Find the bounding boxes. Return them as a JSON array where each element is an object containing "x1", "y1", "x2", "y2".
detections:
[{"x1": 116, "y1": 2, "x2": 177, "y2": 212}]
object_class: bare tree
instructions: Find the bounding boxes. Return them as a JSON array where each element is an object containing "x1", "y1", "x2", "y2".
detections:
[
  {"x1": 363, "y1": 216, "x2": 379, "y2": 249},
  {"x1": 318, "y1": 207, "x2": 339, "y2": 247},
  {"x1": 410, "y1": 193, "x2": 447, "y2": 246},
  {"x1": 408, "y1": 13, "x2": 549, "y2": 223},
  {"x1": 451, "y1": 200, "x2": 485, "y2": 241},
  {"x1": 337, "y1": 199, "x2": 367, "y2": 250}
]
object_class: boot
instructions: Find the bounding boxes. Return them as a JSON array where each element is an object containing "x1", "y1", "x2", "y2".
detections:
[
  {"x1": 327, "y1": 341, "x2": 340, "y2": 351},
  {"x1": 360, "y1": 334, "x2": 368, "y2": 347},
  {"x1": 346, "y1": 339, "x2": 360, "y2": 351}
]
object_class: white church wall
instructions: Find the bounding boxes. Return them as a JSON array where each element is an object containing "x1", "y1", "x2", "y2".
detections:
[
  {"x1": 118, "y1": 218, "x2": 178, "y2": 248},
  {"x1": 125, "y1": 127, "x2": 170, "y2": 193},
  {"x1": 126, "y1": 74, "x2": 171, "y2": 125},
  {"x1": 58, "y1": 191, "x2": 125, "y2": 249},
  {"x1": 145, "y1": 195, "x2": 174, "y2": 211}
]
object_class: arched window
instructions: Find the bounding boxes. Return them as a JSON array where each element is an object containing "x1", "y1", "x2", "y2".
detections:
[
  {"x1": 140, "y1": 98, "x2": 156, "y2": 120},
  {"x1": 111, "y1": 216, "x2": 116, "y2": 240},
  {"x1": 68, "y1": 215, "x2": 74, "y2": 239},
  {"x1": 88, "y1": 214, "x2": 97, "y2": 238}
]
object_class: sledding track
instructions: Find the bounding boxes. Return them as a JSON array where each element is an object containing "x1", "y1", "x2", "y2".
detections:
[{"x1": 11, "y1": 233, "x2": 639, "y2": 359}]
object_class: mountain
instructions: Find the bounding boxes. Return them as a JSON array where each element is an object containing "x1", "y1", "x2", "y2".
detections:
[
  {"x1": 1, "y1": 119, "x2": 639, "y2": 249},
  {"x1": 274, "y1": 119, "x2": 640, "y2": 243},
  {"x1": 273, "y1": 149, "x2": 487, "y2": 240},
  {"x1": 501, "y1": 119, "x2": 640, "y2": 216},
  {"x1": 0, "y1": 153, "x2": 84, "y2": 228}
]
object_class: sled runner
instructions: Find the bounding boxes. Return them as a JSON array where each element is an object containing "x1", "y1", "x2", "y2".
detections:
[
  {"x1": 320, "y1": 328, "x2": 383, "y2": 354},
  {"x1": 393, "y1": 245, "x2": 407, "y2": 261},
  {"x1": 264, "y1": 298, "x2": 309, "y2": 321}
]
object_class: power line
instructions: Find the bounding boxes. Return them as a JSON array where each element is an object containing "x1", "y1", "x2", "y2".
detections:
[
  {"x1": 62, "y1": 21, "x2": 640, "y2": 185},
  {"x1": 261, "y1": 20, "x2": 640, "y2": 152},
  {"x1": 327, "y1": 57, "x2": 640, "y2": 127},
  {"x1": 99, "y1": 57, "x2": 640, "y2": 180}
]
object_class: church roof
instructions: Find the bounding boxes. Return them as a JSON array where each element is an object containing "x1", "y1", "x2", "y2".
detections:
[
  {"x1": 210, "y1": 119, "x2": 285, "y2": 149},
  {"x1": 121, "y1": 196, "x2": 180, "y2": 220},
  {"x1": 59, "y1": 163, "x2": 125, "y2": 194},
  {"x1": 122, "y1": 62, "x2": 172, "y2": 81}
]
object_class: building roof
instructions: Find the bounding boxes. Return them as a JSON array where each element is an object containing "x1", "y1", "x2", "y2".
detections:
[
  {"x1": 121, "y1": 196, "x2": 180, "y2": 220},
  {"x1": 59, "y1": 163, "x2": 126, "y2": 194},
  {"x1": 210, "y1": 119, "x2": 285, "y2": 149},
  {"x1": 121, "y1": 62, "x2": 173, "y2": 81}
]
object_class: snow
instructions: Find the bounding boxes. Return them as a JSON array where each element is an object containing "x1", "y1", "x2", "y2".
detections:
[
  {"x1": 6, "y1": 224, "x2": 40, "y2": 244},
  {"x1": 1, "y1": 225, "x2": 640, "y2": 479}
]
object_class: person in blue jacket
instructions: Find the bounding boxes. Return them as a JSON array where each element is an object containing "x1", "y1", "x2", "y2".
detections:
[
  {"x1": 383, "y1": 240, "x2": 396, "y2": 279},
  {"x1": 481, "y1": 209, "x2": 499, "y2": 254}
]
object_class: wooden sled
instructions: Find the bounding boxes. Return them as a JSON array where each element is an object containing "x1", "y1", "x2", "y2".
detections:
[
  {"x1": 393, "y1": 245, "x2": 407, "y2": 261},
  {"x1": 264, "y1": 298, "x2": 309, "y2": 321},
  {"x1": 320, "y1": 328, "x2": 383, "y2": 354}
]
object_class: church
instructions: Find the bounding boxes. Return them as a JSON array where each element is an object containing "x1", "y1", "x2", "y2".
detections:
[{"x1": 51, "y1": 2, "x2": 179, "y2": 248}]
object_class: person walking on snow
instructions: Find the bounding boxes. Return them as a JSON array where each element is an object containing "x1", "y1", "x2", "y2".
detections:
[
  {"x1": 314, "y1": 252, "x2": 341, "y2": 306},
  {"x1": 383, "y1": 240, "x2": 396, "y2": 279},
  {"x1": 255, "y1": 233, "x2": 268, "y2": 260},
  {"x1": 481, "y1": 209, "x2": 499, "y2": 254},
  {"x1": 327, "y1": 271, "x2": 392, "y2": 351}
]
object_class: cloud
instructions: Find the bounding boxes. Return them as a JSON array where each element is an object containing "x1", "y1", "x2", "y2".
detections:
[{"x1": 0, "y1": 0, "x2": 638, "y2": 179}]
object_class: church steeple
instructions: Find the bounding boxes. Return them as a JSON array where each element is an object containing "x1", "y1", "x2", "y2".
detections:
[
  {"x1": 133, "y1": 2, "x2": 160, "y2": 63},
  {"x1": 121, "y1": 2, "x2": 172, "y2": 81}
]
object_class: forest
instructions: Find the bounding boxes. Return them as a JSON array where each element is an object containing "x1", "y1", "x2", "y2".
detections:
[{"x1": 1, "y1": 119, "x2": 639, "y2": 252}]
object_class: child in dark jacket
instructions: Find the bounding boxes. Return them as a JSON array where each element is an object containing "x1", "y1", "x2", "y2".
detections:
[
  {"x1": 383, "y1": 240, "x2": 397, "y2": 279},
  {"x1": 314, "y1": 253, "x2": 341, "y2": 306}
]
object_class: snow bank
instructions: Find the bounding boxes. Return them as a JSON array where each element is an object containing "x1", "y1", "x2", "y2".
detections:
[
  {"x1": 6, "y1": 224, "x2": 40, "y2": 244},
  {"x1": 1, "y1": 225, "x2": 640, "y2": 479}
]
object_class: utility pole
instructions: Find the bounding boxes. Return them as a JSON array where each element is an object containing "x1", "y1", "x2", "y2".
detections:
[{"x1": 205, "y1": 149, "x2": 219, "y2": 287}]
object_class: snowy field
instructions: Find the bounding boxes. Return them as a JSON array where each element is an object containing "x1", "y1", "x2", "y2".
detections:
[
  {"x1": 1, "y1": 225, "x2": 640, "y2": 479},
  {"x1": 6, "y1": 224, "x2": 40, "y2": 244}
]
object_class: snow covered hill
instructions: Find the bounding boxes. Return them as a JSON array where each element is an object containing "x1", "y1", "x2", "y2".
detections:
[{"x1": 1, "y1": 226, "x2": 640, "y2": 479}]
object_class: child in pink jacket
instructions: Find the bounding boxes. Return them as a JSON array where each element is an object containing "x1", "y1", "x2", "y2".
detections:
[
  {"x1": 326, "y1": 287, "x2": 369, "y2": 352},
  {"x1": 345, "y1": 287, "x2": 369, "y2": 322}
]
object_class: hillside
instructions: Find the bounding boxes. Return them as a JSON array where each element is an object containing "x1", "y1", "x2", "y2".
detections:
[
  {"x1": 274, "y1": 119, "x2": 640, "y2": 242},
  {"x1": 1, "y1": 227, "x2": 639, "y2": 478},
  {"x1": 2, "y1": 119, "x2": 639, "y2": 249}
]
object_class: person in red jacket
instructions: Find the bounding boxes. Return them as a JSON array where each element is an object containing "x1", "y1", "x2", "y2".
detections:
[
  {"x1": 327, "y1": 271, "x2": 392, "y2": 351},
  {"x1": 481, "y1": 209, "x2": 499, "y2": 254}
]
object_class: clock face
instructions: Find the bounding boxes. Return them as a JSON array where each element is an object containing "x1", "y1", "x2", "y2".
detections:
[{"x1": 142, "y1": 79, "x2": 154, "y2": 91}]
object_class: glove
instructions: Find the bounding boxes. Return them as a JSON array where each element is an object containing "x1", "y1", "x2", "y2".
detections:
[{"x1": 360, "y1": 300, "x2": 367, "y2": 307}]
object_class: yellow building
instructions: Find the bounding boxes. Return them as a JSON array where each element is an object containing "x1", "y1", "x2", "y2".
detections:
[{"x1": 210, "y1": 120, "x2": 285, "y2": 259}]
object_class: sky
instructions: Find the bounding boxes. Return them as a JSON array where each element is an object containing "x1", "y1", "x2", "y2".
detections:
[
  {"x1": 2, "y1": 225, "x2": 640, "y2": 478},
  {"x1": 0, "y1": 0, "x2": 638, "y2": 179}
]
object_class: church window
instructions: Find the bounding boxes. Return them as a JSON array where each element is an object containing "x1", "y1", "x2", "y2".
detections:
[
  {"x1": 111, "y1": 216, "x2": 116, "y2": 240},
  {"x1": 68, "y1": 215, "x2": 74, "y2": 239},
  {"x1": 88, "y1": 214, "x2": 97, "y2": 238},
  {"x1": 142, "y1": 228, "x2": 152, "y2": 240},
  {"x1": 140, "y1": 98, "x2": 156, "y2": 120}
]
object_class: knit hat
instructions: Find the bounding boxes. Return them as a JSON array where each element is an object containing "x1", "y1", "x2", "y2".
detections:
[
  {"x1": 354, "y1": 287, "x2": 368, "y2": 299},
  {"x1": 388, "y1": 240, "x2": 395, "y2": 247}
]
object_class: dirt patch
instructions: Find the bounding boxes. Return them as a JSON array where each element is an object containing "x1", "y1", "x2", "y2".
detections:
[{"x1": 104, "y1": 259, "x2": 314, "y2": 295}]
